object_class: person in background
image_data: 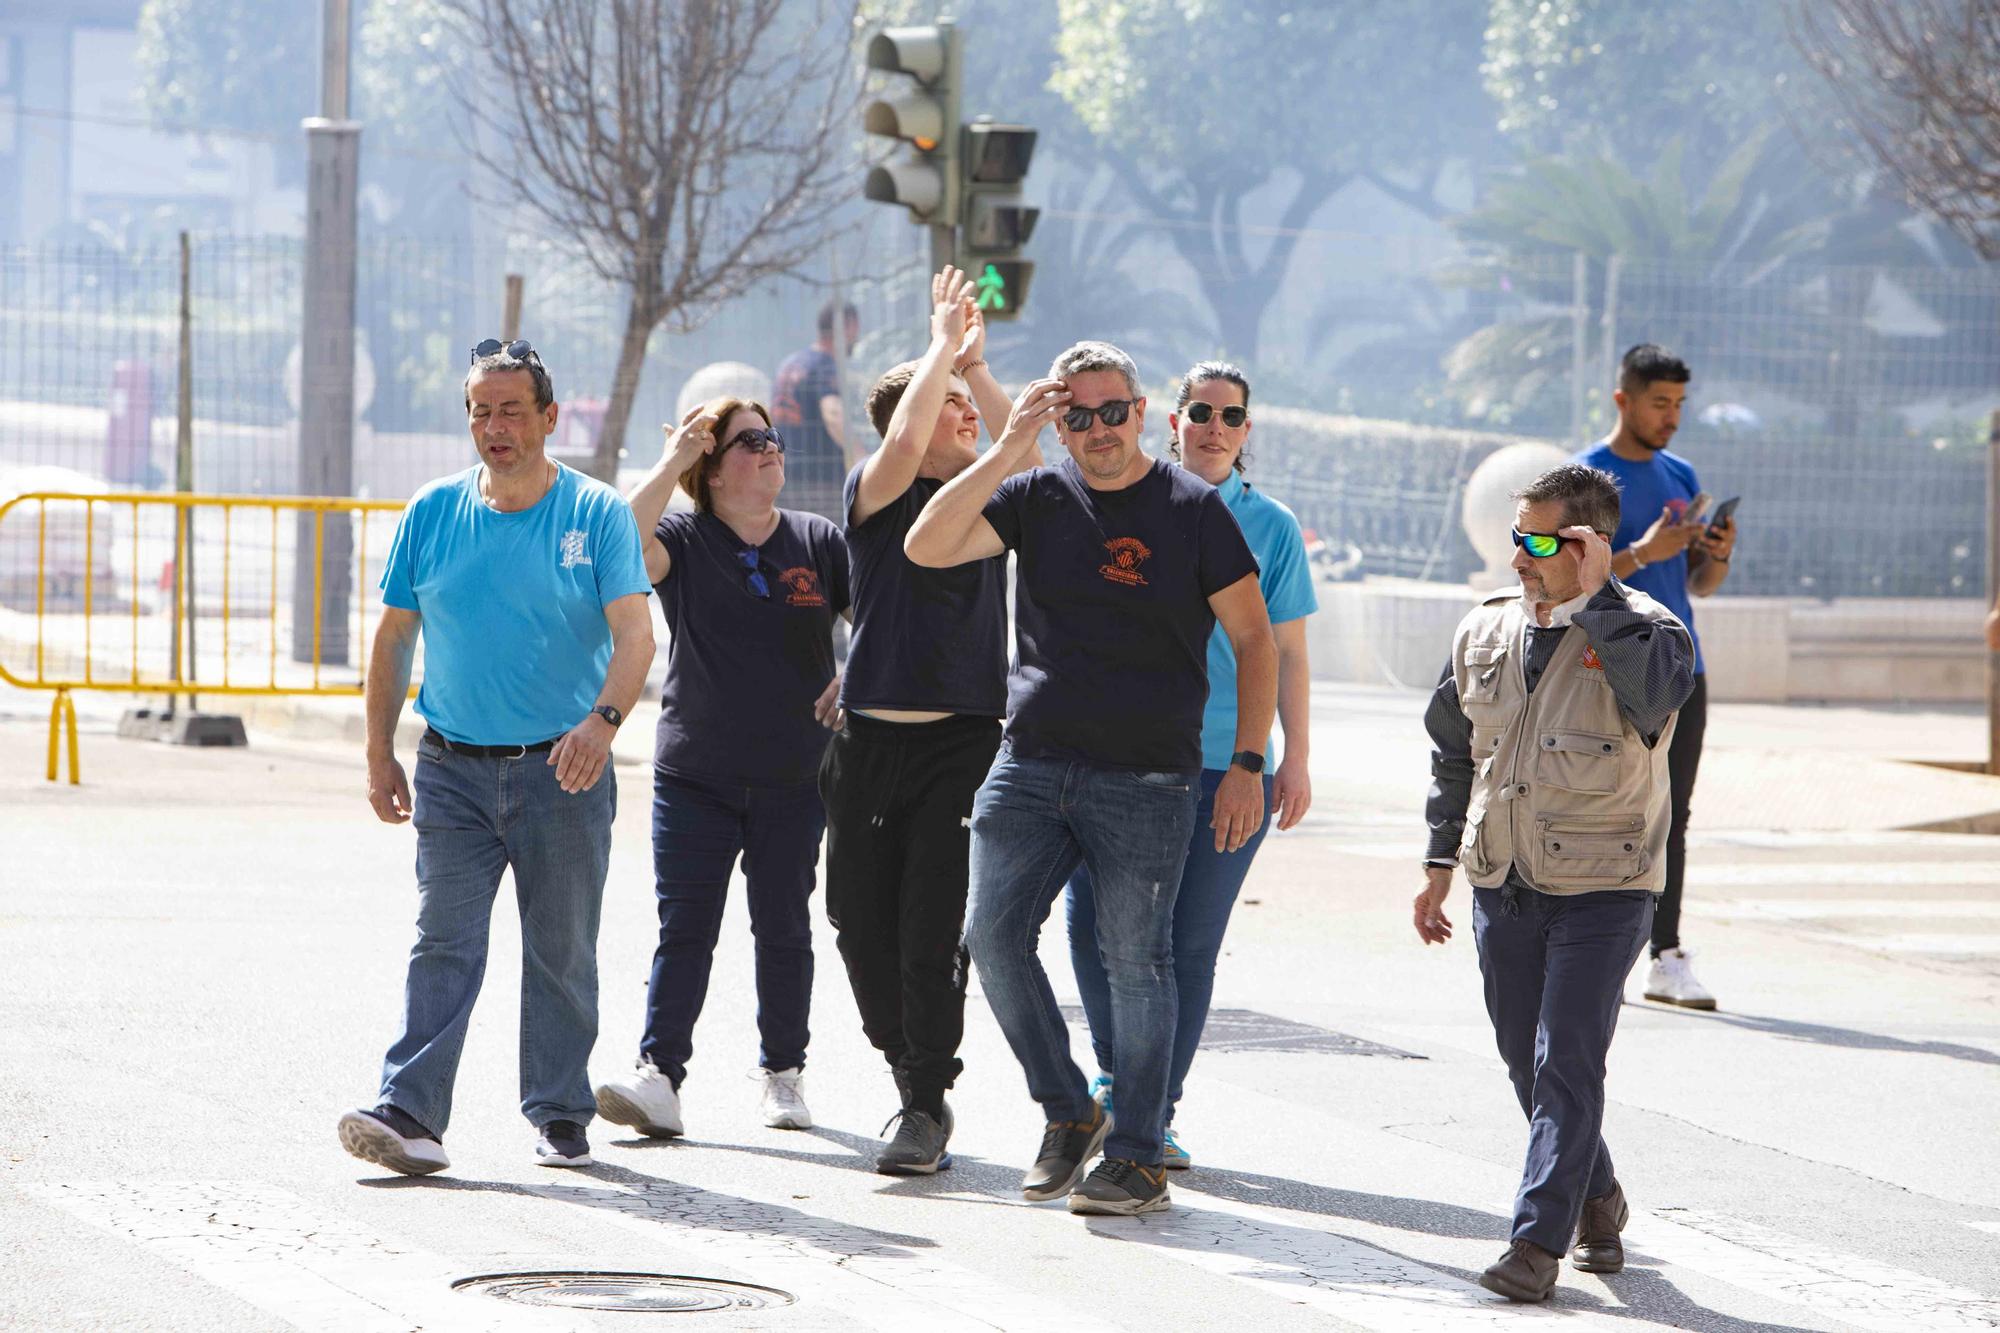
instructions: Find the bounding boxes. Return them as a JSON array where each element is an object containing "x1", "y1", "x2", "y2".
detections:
[
  {"x1": 1574, "y1": 344, "x2": 1737, "y2": 1010},
  {"x1": 594, "y1": 395, "x2": 849, "y2": 1138},
  {"x1": 1064, "y1": 360, "x2": 1316, "y2": 1172},
  {"x1": 771, "y1": 299, "x2": 861, "y2": 522}
]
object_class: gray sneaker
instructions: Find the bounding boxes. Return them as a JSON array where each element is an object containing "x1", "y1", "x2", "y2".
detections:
[
  {"x1": 876, "y1": 1102, "x2": 954, "y2": 1176},
  {"x1": 1068, "y1": 1157, "x2": 1171, "y2": 1215},
  {"x1": 1021, "y1": 1106, "x2": 1112, "y2": 1202}
]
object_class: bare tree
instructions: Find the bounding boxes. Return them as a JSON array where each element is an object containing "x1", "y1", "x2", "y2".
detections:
[
  {"x1": 1791, "y1": 0, "x2": 2000, "y2": 260},
  {"x1": 450, "y1": 0, "x2": 861, "y2": 480}
]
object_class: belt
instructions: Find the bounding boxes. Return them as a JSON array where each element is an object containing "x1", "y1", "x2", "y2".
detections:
[{"x1": 424, "y1": 728, "x2": 560, "y2": 759}]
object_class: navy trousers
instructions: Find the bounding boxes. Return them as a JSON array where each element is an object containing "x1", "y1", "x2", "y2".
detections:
[{"x1": 1472, "y1": 885, "x2": 1654, "y2": 1254}]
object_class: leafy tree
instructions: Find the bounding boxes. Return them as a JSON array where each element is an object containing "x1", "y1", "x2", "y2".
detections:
[
  {"x1": 136, "y1": 0, "x2": 316, "y2": 137},
  {"x1": 1046, "y1": 0, "x2": 1494, "y2": 363},
  {"x1": 1480, "y1": 0, "x2": 1815, "y2": 166}
]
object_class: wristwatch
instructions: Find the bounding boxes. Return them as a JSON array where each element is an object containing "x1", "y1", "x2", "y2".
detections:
[
  {"x1": 1230, "y1": 750, "x2": 1265, "y2": 774},
  {"x1": 591, "y1": 704, "x2": 624, "y2": 729}
]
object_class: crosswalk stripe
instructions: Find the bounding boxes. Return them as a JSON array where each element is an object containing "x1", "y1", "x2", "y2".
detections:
[
  {"x1": 1636, "y1": 1208, "x2": 2000, "y2": 1331},
  {"x1": 1696, "y1": 899, "x2": 2000, "y2": 920},
  {"x1": 28, "y1": 1181, "x2": 565, "y2": 1333},
  {"x1": 1687, "y1": 864, "x2": 2000, "y2": 888}
]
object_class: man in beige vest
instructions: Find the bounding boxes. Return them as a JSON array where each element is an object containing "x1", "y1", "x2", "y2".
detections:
[{"x1": 1415, "y1": 463, "x2": 1694, "y2": 1303}]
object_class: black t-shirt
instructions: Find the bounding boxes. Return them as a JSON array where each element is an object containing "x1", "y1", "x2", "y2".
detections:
[
  {"x1": 652, "y1": 509, "x2": 851, "y2": 785},
  {"x1": 838, "y1": 464, "x2": 1008, "y2": 717},
  {"x1": 981, "y1": 457, "x2": 1258, "y2": 773}
]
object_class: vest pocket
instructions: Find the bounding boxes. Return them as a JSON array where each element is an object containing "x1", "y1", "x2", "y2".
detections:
[
  {"x1": 1461, "y1": 644, "x2": 1507, "y2": 705},
  {"x1": 1535, "y1": 730, "x2": 1622, "y2": 794},
  {"x1": 1534, "y1": 814, "x2": 1647, "y2": 888}
]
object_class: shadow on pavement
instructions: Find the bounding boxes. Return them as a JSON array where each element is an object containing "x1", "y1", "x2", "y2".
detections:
[
  {"x1": 1188, "y1": 1164, "x2": 1508, "y2": 1239},
  {"x1": 1643, "y1": 1004, "x2": 2000, "y2": 1067}
]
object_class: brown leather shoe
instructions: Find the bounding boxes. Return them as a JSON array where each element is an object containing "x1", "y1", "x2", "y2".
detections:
[
  {"x1": 1477, "y1": 1239, "x2": 1560, "y2": 1302},
  {"x1": 1571, "y1": 1180, "x2": 1630, "y2": 1273}
]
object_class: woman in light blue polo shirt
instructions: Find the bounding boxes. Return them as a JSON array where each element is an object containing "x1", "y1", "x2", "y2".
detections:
[{"x1": 1064, "y1": 360, "x2": 1318, "y2": 1170}]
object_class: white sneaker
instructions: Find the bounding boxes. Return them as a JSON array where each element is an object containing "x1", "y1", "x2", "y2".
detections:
[
  {"x1": 594, "y1": 1058, "x2": 684, "y2": 1138},
  {"x1": 1643, "y1": 947, "x2": 1717, "y2": 1010},
  {"x1": 757, "y1": 1067, "x2": 812, "y2": 1129}
]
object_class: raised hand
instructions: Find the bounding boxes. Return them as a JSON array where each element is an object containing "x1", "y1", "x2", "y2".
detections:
[
  {"x1": 998, "y1": 378, "x2": 1071, "y2": 456},
  {"x1": 663, "y1": 402, "x2": 719, "y2": 468},
  {"x1": 930, "y1": 265, "x2": 974, "y2": 349},
  {"x1": 1561, "y1": 526, "x2": 1613, "y2": 598}
]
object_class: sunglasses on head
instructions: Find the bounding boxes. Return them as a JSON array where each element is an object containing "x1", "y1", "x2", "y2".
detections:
[
  {"x1": 1183, "y1": 402, "x2": 1247, "y2": 428},
  {"x1": 470, "y1": 337, "x2": 541, "y2": 366},
  {"x1": 1511, "y1": 528, "x2": 1574, "y2": 559},
  {"x1": 1061, "y1": 399, "x2": 1134, "y2": 432},
  {"x1": 722, "y1": 426, "x2": 786, "y2": 456},
  {"x1": 734, "y1": 547, "x2": 771, "y2": 599}
]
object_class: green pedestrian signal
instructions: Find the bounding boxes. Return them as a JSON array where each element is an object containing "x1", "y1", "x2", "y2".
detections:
[
  {"x1": 976, "y1": 263, "x2": 1007, "y2": 310},
  {"x1": 972, "y1": 260, "x2": 1031, "y2": 320}
]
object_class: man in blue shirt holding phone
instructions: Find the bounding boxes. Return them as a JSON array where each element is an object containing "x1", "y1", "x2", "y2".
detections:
[{"x1": 1576, "y1": 345, "x2": 1739, "y2": 1010}]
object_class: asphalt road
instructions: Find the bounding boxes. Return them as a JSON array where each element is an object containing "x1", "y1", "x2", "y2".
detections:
[{"x1": 3, "y1": 683, "x2": 1998, "y2": 1331}]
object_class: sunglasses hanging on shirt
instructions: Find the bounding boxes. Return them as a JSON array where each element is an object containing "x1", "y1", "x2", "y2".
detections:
[{"x1": 734, "y1": 547, "x2": 771, "y2": 599}]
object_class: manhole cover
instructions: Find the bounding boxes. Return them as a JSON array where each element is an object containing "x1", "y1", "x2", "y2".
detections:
[
  {"x1": 1061, "y1": 1005, "x2": 1425, "y2": 1059},
  {"x1": 453, "y1": 1272, "x2": 795, "y2": 1313}
]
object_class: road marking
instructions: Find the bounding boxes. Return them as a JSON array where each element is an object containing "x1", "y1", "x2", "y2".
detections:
[
  {"x1": 1121, "y1": 1186, "x2": 1626, "y2": 1331},
  {"x1": 1688, "y1": 864, "x2": 2000, "y2": 888},
  {"x1": 1634, "y1": 1208, "x2": 2000, "y2": 1330},
  {"x1": 523, "y1": 1171, "x2": 1117, "y2": 1333},
  {"x1": 28, "y1": 1181, "x2": 565, "y2": 1332},
  {"x1": 1964, "y1": 1221, "x2": 2000, "y2": 1236},
  {"x1": 1697, "y1": 899, "x2": 2000, "y2": 920}
]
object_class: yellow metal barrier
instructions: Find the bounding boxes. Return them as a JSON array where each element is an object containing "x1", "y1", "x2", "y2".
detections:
[{"x1": 0, "y1": 490, "x2": 409, "y2": 783}]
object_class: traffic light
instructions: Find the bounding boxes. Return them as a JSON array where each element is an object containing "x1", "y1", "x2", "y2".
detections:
[
  {"x1": 958, "y1": 119, "x2": 1037, "y2": 320},
  {"x1": 861, "y1": 19, "x2": 1038, "y2": 318},
  {"x1": 863, "y1": 20, "x2": 962, "y2": 270}
]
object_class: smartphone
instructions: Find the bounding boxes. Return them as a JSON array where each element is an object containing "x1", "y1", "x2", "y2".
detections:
[
  {"x1": 1681, "y1": 492, "x2": 1712, "y2": 525},
  {"x1": 1706, "y1": 495, "x2": 1740, "y2": 533}
]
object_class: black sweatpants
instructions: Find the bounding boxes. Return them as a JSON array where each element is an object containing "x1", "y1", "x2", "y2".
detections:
[
  {"x1": 818, "y1": 711, "x2": 1002, "y2": 1112},
  {"x1": 1653, "y1": 673, "x2": 1708, "y2": 957}
]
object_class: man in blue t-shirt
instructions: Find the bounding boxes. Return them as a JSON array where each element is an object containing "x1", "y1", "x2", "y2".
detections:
[
  {"x1": 907, "y1": 340, "x2": 1276, "y2": 1219},
  {"x1": 1575, "y1": 344, "x2": 1739, "y2": 1011},
  {"x1": 338, "y1": 342, "x2": 655, "y2": 1178}
]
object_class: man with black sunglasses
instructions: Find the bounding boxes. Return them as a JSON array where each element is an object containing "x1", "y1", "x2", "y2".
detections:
[
  {"x1": 906, "y1": 339, "x2": 1276, "y2": 1218},
  {"x1": 1416, "y1": 462, "x2": 1693, "y2": 1303},
  {"x1": 340, "y1": 339, "x2": 656, "y2": 1177}
]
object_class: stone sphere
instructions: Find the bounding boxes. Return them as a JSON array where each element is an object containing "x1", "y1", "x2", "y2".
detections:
[
  {"x1": 1461, "y1": 442, "x2": 1569, "y2": 588},
  {"x1": 676, "y1": 362, "x2": 772, "y2": 419}
]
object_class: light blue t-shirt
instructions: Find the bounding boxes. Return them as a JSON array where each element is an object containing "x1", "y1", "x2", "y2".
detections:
[
  {"x1": 1573, "y1": 442, "x2": 1706, "y2": 674},
  {"x1": 1199, "y1": 469, "x2": 1319, "y2": 772},
  {"x1": 379, "y1": 462, "x2": 653, "y2": 746}
]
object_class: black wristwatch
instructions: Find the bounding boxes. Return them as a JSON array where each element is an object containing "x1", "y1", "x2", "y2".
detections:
[
  {"x1": 591, "y1": 704, "x2": 624, "y2": 729},
  {"x1": 1229, "y1": 750, "x2": 1265, "y2": 774}
]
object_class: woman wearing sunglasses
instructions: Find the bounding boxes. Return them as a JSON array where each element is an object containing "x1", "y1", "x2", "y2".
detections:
[
  {"x1": 597, "y1": 395, "x2": 850, "y2": 1137},
  {"x1": 1063, "y1": 360, "x2": 1318, "y2": 1172}
]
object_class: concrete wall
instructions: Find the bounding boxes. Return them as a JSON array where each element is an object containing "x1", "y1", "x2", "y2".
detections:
[{"x1": 1306, "y1": 578, "x2": 1990, "y2": 704}]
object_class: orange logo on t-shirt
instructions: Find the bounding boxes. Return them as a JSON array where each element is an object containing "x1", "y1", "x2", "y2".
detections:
[
  {"x1": 1580, "y1": 646, "x2": 1604, "y2": 671},
  {"x1": 779, "y1": 567, "x2": 827, "y2": 607},
  {"x1": 1099, "y1": 537, "x2": 1152, "y2": 587}
]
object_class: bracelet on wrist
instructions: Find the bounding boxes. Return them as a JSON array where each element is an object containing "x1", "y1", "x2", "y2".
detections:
[
  {"x1": 1628, "y1": 548, "x2": 1649, "y2": 570},
  {"x1": 956, "y1": 358, "x2": 987, "y2": 374}
]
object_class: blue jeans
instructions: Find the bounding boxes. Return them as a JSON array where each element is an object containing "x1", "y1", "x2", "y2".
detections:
[
  {"x1": 379, "y1": 733, "x2": 615, "y2": 1134},
  {"x1": 963, "y1": 747, "x2": 1197, "y2": 1166},
  {"x1": 1066, "y1": 768, "x2": 1273, "y2": 1121},
  {"x1": 1472, "y1": 885, "x2": 1654, "y2": 1254},
  {"x1": 640, "y1": 770, "x2": 824, "y2": 1087}
]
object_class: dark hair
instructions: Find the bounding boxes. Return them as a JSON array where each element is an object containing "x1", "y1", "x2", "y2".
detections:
[
  {"x1": 817, "y1": 300, "x2": 859, "y2": 337},
  {"x1": 1618, "y1": 343, "x2": 1691, "y2": 396},
  {"x1": 1513, "y1": 463, "x2": 1621, "y2": 537},
  {"x1": 679, "y1": 396, "x2": 772, "y2": 513},
  {"x1": 464, "y1": 349, "x2": 554, "y2": 412},
  {"x1": 1167, "y1": 360, "x2": 1252, "y2": 473},
  {"x1": 867, "y1": 361, "x2": 919, "y2": 439}
]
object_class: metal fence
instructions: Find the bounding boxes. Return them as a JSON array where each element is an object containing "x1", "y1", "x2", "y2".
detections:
[{"x1": 0, "y1": 230, "x2": 1990, "y2": 603}]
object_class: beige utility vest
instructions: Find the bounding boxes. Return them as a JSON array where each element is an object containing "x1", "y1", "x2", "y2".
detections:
[{"x1": 1451, "y1": 585, "x2": 1682, "y2": 896}]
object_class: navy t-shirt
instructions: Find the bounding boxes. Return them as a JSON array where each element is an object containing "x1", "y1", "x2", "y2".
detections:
[
  {"x1": 981, "y1": 456, "x2": 1259, "y2": 773},
  {"x1": 652, "y1": 509, "x2": 851, "y2": 785},
  {"x1": 839, "y1": 465, "x2": 1008, "y2": 716}
]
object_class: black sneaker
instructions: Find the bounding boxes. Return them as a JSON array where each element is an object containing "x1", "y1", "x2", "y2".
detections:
[
  {"x1": 876, "y1": 1102, "x2": 954, "y2": 1176},
  {"x1": 535, "y1": 1119, "x2": 593, "y2": 1167},
  {"x1": 1021, "y1": 1106, "x2": 1112, "y2": 1202},
  {"x1": 1068, "y1": 1157, "x2": 1170, "y2": 1215},
  {"x1": 338, "y1": 1104, "x2": 449, "y2": 1176}
]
